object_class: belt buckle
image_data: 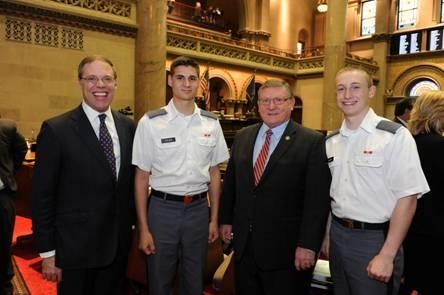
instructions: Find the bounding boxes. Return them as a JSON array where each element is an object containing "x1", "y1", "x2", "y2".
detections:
[
  {"x1": 184, "y1": 195, "x2": 193, "y2": 204},
  {"x1": 342, "y1": 218, "x2": 355, "y2": 229}
]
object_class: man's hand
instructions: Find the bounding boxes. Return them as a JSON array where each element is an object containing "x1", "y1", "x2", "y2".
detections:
[{"x1": 42, "y1": 256, "x2": 62, "y2": 283}]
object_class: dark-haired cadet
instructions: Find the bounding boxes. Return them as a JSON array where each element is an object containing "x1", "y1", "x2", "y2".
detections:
[
  {"x1": 31, "y1": 55, "x2": 136, "y2": 295},
  {"x1": 132, "y1": 56, "x2": 229, "y2": 295}
]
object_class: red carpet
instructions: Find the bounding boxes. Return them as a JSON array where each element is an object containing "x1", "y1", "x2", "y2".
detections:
[
  {"x1": 12, "y1": 215, "x2": 57, "y2": 295},
  {"x1": 12, "y1": 216, "x2": 215, "y2": 295}
]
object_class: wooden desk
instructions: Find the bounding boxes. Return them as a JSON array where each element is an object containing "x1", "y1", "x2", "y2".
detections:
[
  {"x1": 15, "y1": 161, "x2": 34, "y2": 245},
  {"x1": 15, "y1": 161, "x2": 34, "y2": 218}
]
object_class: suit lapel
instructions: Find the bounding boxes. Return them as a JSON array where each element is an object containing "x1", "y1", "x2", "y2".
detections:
[
  {"x1": 112, "y1": 111, "x2": 128, "y2": 180},
  {"x1": 258, "y1": 121, "x2": 298, "y2": 185},
  {"x1": 245, "y1": 124, "x2": 261, "y2": 188},
  {"x1": 70, "y1": 105, "x2": 114, "y2": 176}
]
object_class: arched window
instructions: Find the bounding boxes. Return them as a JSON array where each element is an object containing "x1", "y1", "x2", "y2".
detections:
[
  {"x1": 361, "y1": 0, "x2": 376, "y2": 36},
  {"x1": 398, "y1": 0, "x2": 418, "y2": 29},
  {"x1": 407, "y1": 79, "x2": 440, "y2": 97}
]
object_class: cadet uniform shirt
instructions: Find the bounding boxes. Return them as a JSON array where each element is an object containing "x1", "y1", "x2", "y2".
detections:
[
  {"x1": 132, "y1": 100, "x2": 229, "y2": 195},
  {"x1": 326, "y1": 108, "x2": 429, "y2": 223}
]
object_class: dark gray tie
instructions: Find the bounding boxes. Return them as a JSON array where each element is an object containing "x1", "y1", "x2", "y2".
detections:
[{"x1": 98, "y1": 114, "x2": 116, "y2": 178}]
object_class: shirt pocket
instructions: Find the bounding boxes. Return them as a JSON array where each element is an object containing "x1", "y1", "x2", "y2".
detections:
[
  {"x1": 354, "y1": 154, "x2": 383, "y2": 168},
  {"x1": 196, "y1": 136, "x2": 216, "y2": 162},
  {"x1": 155, "y1": 136, "x2": 182, "y2": 164}
]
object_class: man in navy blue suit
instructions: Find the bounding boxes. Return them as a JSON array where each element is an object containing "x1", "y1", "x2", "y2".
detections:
[
  {"x1": 219, "y1": 79, "x2": 331, "y2": 295},
  {"x1": 31, "y1": 55, "x2": 135, "y2": 295}
]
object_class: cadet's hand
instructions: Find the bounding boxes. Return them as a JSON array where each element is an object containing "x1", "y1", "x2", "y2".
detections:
[
  {"x1": 367, "y1": 253, "x2": 394, "y2": 283},
  {"x1": 139, "y1": 229, "x2": 156, "y2": 255},
  {"x1": 208, "y1": 220, "x2": 219, "y2": 243}
]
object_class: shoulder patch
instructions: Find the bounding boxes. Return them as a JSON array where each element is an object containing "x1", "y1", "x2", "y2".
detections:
[
  {"x1": 146, "y1": 108, "x2": 167, "y2": 119},
  {"x1": 376, "y1": 120, "x2": 402, "y2": 134},
  {"x1": 200, "y1": 110, "x2": 218, "y2": 120},
  {"x1": 325, "y1": 129, "x2": 340, "y2": 140}
]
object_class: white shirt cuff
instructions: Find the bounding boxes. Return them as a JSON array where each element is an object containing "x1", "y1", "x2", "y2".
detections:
[{"x1": 39, "y1": 250, "x2": 55, "y2": 258}]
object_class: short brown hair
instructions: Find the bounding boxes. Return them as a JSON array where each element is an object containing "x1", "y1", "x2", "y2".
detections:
[
  {"x1": 169, "y1": 56, "x2": 200, "y2": 77},
  {"x1": 77, "y1": 55, "x2": 117, "y2": 80}
]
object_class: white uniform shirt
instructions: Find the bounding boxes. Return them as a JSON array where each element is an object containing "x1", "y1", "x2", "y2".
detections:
[
  {"x1": 326, "y1": 108, "x2": 429, "y2": 223},
  {"x1": 132, "y1": 100, "x2": 229, "y2": 195}
]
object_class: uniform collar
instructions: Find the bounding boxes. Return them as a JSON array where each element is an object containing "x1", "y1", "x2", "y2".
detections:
[
  {"x1": 165, "y1": 99, "x2": 200, "y2": 121},
  {"x1": 340, "y1": 108, "x2": 379, "y2": 136}
]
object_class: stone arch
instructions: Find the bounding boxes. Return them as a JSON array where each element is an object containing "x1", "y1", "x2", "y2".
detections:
[
  {"x1": 208, "y1": 68, "x2": 238, "y2": 99},
  {"x1": 390, "y1": 64, "x2": 444, "y2": 97}
]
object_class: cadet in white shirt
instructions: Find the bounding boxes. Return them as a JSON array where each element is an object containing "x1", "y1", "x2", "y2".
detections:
[
  {"x1": 322, "y1": 67, "x2": 429, "y2": 295},
  {"x1": 132, "y1": 56, "x2": 229, "y2": 295}
]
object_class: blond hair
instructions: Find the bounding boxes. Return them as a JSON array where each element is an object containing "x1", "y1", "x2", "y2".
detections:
[{"x1": 409, "y1": 90, "x2": 444, "y2": 135}]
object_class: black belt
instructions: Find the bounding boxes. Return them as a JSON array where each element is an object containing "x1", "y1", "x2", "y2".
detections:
[
  {"x1": 150, "y1": 189, "x2": 207, "y2": 204},
  {"x1": 332, "y1": 214, "x2": 389, "y2": 230}
]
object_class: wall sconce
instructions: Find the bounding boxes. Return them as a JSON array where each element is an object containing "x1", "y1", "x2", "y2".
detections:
[{"x1": 317, "y1": 0, "x2": 328, "y2": 13}]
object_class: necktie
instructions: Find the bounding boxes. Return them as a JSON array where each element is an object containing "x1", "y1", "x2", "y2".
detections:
[
  {"x1": 253, "y1": 129, "x2": 273, "y2": 186},
  {"x1": 98, "y1": 114, "x2": 116, "y2": 178}
]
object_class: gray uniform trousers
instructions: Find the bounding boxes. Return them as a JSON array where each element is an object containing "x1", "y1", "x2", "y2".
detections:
[{"x1": 146, "y1": 196, "x2": 209, "y2": 295}]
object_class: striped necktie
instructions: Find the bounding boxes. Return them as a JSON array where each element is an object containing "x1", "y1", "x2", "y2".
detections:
[{"x1": 253, "y1": 129, "x2": 272, "y2": 186}]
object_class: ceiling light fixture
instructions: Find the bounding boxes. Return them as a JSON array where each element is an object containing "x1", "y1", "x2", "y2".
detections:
[{"x1": 317, "y1": 0, "x2": 328, "y2": 13}]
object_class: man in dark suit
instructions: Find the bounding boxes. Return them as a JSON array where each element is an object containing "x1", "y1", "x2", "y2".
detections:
[
  {"x1": 393, "y1": 98, "x2": 414, "y2": 127},
  {"x1": 219, "y1": 79, "x2": 331, "y2": 295},
  {"x1": 31, "y1": 55, "x2": 135, "y2": 295},
  {"x1": 0, "y1": 117, "x2": 27, "y2": 295}
]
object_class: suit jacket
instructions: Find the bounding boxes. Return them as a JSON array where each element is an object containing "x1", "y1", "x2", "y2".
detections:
[
  {"x1": 409, "y1": 132, "x2": 444, "y2": 236},
  {"x1": 393, "y1": 117, "x2": 407, "y2": 127},
  {"x1": 0, "y1": 118, "x2": 28, "y2": 192},
  {"x1": 31, "y1": 105, "x2": 135, "y2": 269},
  {"x1": 219, "y1": 120, "x2": 331, "y2": 270}
]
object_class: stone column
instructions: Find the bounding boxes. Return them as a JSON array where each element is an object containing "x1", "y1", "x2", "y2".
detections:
[
  {"x1": 321, "y1": 0, "x2": 347, "y2": 131},
  {"x1": 372, "y1": 0, "x2": 391, "y2": 117},
  {"x1": 134, "y1": 0, "x2": 167, "y2": 121}
]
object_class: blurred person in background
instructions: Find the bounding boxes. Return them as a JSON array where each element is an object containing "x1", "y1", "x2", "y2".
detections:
[
  {"x1": 0, "y1": 116, "x2": 27, "y2": 295},
  {"x1": 404, "y1": 90, "x2": 444, "y2": 295}
]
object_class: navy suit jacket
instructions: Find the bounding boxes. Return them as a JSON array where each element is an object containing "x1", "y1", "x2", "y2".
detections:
[
  {"x1": 219, "y1": 120, "x2": 331, "y2": 270},
  {"x1": 31, "y1": 105, "x2": 135, "y2": 269}
]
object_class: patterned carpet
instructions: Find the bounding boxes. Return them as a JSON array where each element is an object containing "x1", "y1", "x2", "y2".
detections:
[{"x1": 12, "y1": 257, "x2": 30, "y2": 295}]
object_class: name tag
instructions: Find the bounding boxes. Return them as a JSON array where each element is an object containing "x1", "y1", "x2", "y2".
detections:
[
  {"x1": 161, "y1": 137, "x2": 176, "y2": 144},
  {"x1": 327, "y1": 157, "x2": 334, "y2": 163}
]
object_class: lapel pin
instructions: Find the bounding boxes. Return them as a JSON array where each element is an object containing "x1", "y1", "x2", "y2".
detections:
[{"x1": 285, "y1": 136, "x2": 290, "y2": 140}]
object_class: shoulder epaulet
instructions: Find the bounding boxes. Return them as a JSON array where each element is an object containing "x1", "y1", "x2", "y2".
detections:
[
  {"x1": 200, "y1": 110, "x2": 218, "y2": 120},
  {"x1": 376, "y1": 120, "x2": 402, "y2": 134},
  {"x1": 146, "y1": 108, "x2": 167, "y2": 119},
  {"x1": 325, "y1": 129, "x2": 340, "y2": 140}
]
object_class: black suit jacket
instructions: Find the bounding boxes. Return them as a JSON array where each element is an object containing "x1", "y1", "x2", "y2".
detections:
[
  {"x1": 409, "y1": 132, "x2": 444, "y2": 236},
  {"x1": 0, "y1": 118, "x2": 28, "y2": 192},
  {"x1": 219, "y1": 121, "x2": 331, "y2": 270},
  {"x1": 31, "y1": 105, "x2": 135, "y2": 269}
]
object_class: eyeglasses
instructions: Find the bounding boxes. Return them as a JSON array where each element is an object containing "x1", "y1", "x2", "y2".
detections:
[
  {"x1": 81, "y1": 76, "x2": 115, "y2": 85},
  {"x1": 257, "y1": 97, "x2": 291, "y2": 105}
]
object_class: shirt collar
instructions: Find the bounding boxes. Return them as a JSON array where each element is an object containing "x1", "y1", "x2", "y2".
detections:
[
  {"x1": 259, "y1": 120, "x2": 289, "y2": 139},
  {"x1": 340, "y1": 108, "x2": 379, "y2": 136},
  {"x1": 165, "y1": 99, "x2": 200, "y2": 121},
  {"x1": 396, "y1": 116, "x2": 408, "y2": 126},
  {"x1": 82, "y1": 101, "x2": 112, "y2": 123}
]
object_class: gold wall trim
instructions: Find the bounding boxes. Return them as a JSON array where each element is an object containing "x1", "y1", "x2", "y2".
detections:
[
  {"x1": 0, "y1": 0, "x2": 137, "y2": 37},
  {"x1": 50, "y1": 0, "x2": 131, "y2": 18}
]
